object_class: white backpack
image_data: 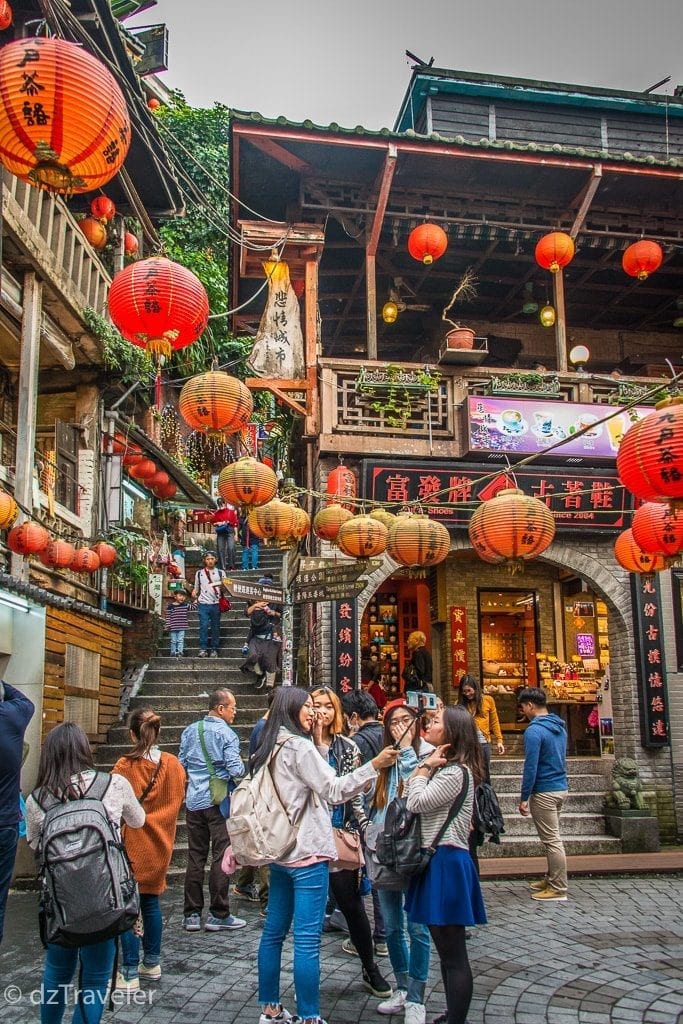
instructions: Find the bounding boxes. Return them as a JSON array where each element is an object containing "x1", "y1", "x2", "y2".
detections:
[{"x1": 227, "y1": 739, "x2": 306, "y2": 867}]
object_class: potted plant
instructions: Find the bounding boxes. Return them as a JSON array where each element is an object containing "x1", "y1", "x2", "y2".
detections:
[{"x1": 441, "y1": 268, "x2": 478, "y2": 350}]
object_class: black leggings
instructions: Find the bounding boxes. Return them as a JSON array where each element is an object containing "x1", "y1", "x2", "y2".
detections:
[
  {"x1": 428, "y1": 924, "x2": 472, "y2": 1024},
  {"x1": 329, "y1": 869, "x2": 375, "y2": 972}
]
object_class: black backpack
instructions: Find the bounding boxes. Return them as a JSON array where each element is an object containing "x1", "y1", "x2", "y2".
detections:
[
  {"x1": 472, "y1": 781, "x2": 505, "y2": 846},
  {"x1": 34, "y1": 773, "x2": 140, "y2": 948}
]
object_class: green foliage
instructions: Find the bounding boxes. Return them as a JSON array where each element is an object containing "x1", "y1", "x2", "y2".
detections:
[
  {"x1": 109, "y1": 528, "x2": 149, "y2": 589},
  {"x1": 84, "y1": 308, "x2": 154, "y2": 384}
]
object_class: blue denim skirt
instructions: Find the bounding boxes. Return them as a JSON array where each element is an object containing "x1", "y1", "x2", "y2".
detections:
[{"x1": 405, "y1": 845, "x2": 487, "y2": 927}]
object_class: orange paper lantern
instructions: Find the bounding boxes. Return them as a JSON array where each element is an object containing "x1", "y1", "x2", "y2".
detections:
[
  {"x1": 153, "y1": 481, "x2": 177, "y2": 500},
  {"x1": 128, "y1": 459, "x2": 157, "y2": 480},
  {"x1": 631, "y1": 502, "x2": 683, "y2": 557},
  {"x1": 614, "y1": 529, "x2": 666, "y2": 574},
  {"x1": 108, "y1": 257, "x2": 209, "y2": 360},
  {"x1": 535, "y1": 231, "x2": 575, "y2": 273},
  {"x1": 70, "y1": 548, "x2": 100, "y2": 573},
  {"x1": 79, "y1": 216, "x2": 107, "y2": 250},
  {"x1": 148, "y1": 97, "x2": 161, "y2": 111},
  {"x1": 468, "y1": 488, "x2": 556, "y2": 568},
  {"x1": 39, "y1": 539, "x2": 76, "y2": 568},
  {"x1": 622, "y1": 240, "x2": 663, "y2": 281},
  {"x1": 218, "y1": 457, "x2": 277, "y2": 509},
  {"x1": 0, "y1": 490, "x2": 18, "y2": 529},
  {"x1": 369, "y1": 508, "x2": 397, "y2": 530},
  {"x1": 146, "y1": 471, "x2": 170, "y2": 490},
  {"x1": 250, "y1": 499, "x2": 297, "y2": 544},
  {"x1": 408, "y1": 223, "x2": 448, "y2": 265},
  {"x1": 386, "y1": 513, "x2": 451, "y2": 567},
  {"x1": 313, "y1": 504, "x2": 353, "y2": 544},
  {"x1": 0, "y1": 1, "x2": 13, "y2": 31},
  {"x1": 90, "y1": 196, "x2": 116, "y2": 222},
  {"x1": 337, "y1": 515, "x2": 387, "y2": 559},
  {"x1": 122, "y1": 452, "x2": 144, "y2": 468},
  {"x1": 7, "y1": 521, "x2": 50, "y2": 555},
  {"x1": 179, "y1": 372, "x2": 254, "y2": 433},
  {"x1": 91, "y1": 541, "x2": 117, "y2": 567},
  {"x1": 0, "y1": 37, "x2": 130, "y2": 194},
  {"x1": 290, "y1": 506, "x2": 311, "y2": 540},
  {"x1": 617, "y1": 398, "x2": 683, "y2": 505}
]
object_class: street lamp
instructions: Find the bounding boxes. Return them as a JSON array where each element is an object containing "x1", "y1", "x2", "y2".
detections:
[{"x1": 569, "y1": 344, "x2": 590, "y2": 372}]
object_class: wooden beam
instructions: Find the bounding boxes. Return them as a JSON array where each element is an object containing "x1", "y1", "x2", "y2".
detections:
[
  {"x1": 244, "y1": 378, "x2": 309, "y2": 418},
  {"x1": 243, "y1": 134, "x2": 312, "y2": 175},
  {"x1": 367, "y1": 146, "x2": 398, "y2": 258},
  {"x1": 305, "y1": 258, "x2": 319, "y2": 436},
  {"x1": 12, "y1": 272, "x2": 42, "y2": 581},
  {"x1": 569, "y1": 165, "x2": 603, "y2": 239},
  {"x1": 553, "y1": 270, "x2": 568, "y2": 373},
  {"x1": 366, "y1": 253, "x2": 378, "y2": 360}
]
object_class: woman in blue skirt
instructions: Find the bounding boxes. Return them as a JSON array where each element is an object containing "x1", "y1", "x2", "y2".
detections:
[{"x1": 404, "y1": 707, "x2": 487, "y2": 1024}]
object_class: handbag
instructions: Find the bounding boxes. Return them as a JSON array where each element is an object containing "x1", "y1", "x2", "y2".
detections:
[
  {"x1": 331, "y1": 827, "x2": 364, "y2": 872},
  {"x1": 218, "y1": 595, "x2": 231, "y2": 614},
  {"x1": 197, "y1": 721, "x2": 229, "y2": 806}
]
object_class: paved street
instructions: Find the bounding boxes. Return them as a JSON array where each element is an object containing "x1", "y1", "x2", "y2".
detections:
[{"x1": 1, "y1": 877, "x2": 682, "y2": 1024}]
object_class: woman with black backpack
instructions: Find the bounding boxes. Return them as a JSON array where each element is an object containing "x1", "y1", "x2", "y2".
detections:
[
  {"x1": 25, "y1": 722, "x2": 145, "y2": 1024},
  {"x1": 405, "y1": 707, "x2": 487, "y2": 1024}
]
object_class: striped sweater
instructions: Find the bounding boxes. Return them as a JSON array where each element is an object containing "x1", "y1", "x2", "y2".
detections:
[
  {"x1": 405, "y1": 764, "x2": 474, "y2": 850},
  {"x1": 165, "y1": 600, "x2": 194, "y2": 630}
]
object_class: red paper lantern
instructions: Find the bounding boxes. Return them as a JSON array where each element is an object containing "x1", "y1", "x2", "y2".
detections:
[
  {"x1": 146, "y1": 471, "x2": 170, "y2": 490},
  {"x1": 468, "y1": 488, "x2": 556, "y2": 568},
  {"x1": 39, "y1": 540, "x2": 76, "y2": 569},
  {"x1": 148, "y1": 97, "x2": 161, "y2": 111},
  {"x1": 70, "y1": 548, "x2": 100, "y2": 573},
  {"x1": 7, "y1": 522, "x2": 50, "y2": 555},
  {"x1": 631, "y1": 502, "x2": 683, "y2": 557},
  {"x1": 218, "y1": 457, "x2": 278, "y2": 509},
  {"x1": 79, "y1": 217, "x2": 107, "y2": 250},
  {"x1": 128, "y1": 459, "x2": 157, "y2": 480},
  {"x1": 326, "y1": 465, "x2": 356, "y2": 512},
  {"x1": 622, "y1": 240, "x2": 663, "y2": 281},
  {"x1": 617, "y1": 398, "x2": 683, "y2": 505},
  {"x1": 0, "y1": 1, "x2": 13, "y2": 31},
  {"x1": 179, "y1": 371, "x2": 254, "y2": 433},
  {"x1": 108, "y1": 257, "x2": 209, "y2": 360},
  {"x1": 408, "y1": 223, "x2": 448, "y2": 265},
  {"x1": 386, "y1": 513, "x2": 451, "y2": 567},
  {"x1": 614, "y1": 529, "x2": 666, "y2": 574},
  {"x1": 153, "y1": 481, "x2": 177, "y2": 500},
  {"x1": 0, "y1": 38, "x2": 130, "y2": 194},
  {"x1": 91, "y1": 541, "x2": 117, "y2": 567},
  {"x1": 313, "y1": 504, "x2": 353, "y2": 544},
  {"x1": 124, "y1": 231, "x2": 139, "y2": 257},
  {"x1": 122, "y1": 453, "x2": 144, "y2": 468},
  {"x1": 337, "y1": 515, "x2": 387, "y2": 559},
  {"x1": 90, "y1": 196, "x2": 116, "y2": 222},
  {"x1": 0, "y1": 490, "x2": 18, "y2": 529},
  {"x1": 535, "y1": 231, "x2": 575, "y2": 273}
]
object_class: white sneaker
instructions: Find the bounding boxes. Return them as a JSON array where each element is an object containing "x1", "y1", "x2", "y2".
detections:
[
  {"x1": 378, "y1": 989, "x2": 407, "y2": 1015},
  {"x1": 258, "y1": 1006, "x2": 293, "y2": 1024},
  {"x1": 404, "y1": 1003, "x2": 426, "y2": 1024},
  {"x1": 116, "y1": 972, "x2": 140, "y2": 992}
]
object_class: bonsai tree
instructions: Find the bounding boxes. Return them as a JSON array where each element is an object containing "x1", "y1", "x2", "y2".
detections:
[{"x1": 442, "y1": 267, "x2": 478, "y2": 332}]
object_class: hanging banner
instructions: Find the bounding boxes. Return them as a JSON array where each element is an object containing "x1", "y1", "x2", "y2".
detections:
[
  {"x1": 450, "y1": 605, "x2": 468, "y2": 686},
  {"x1": 331, "y1": 598, "x2": 359, "y2": 695},
  {"x1": 630, "y1": 574, "x2": 670, "y2": 747},
  {"x1": 249, "y1": 259, "x2": 304, "y2": 379}
]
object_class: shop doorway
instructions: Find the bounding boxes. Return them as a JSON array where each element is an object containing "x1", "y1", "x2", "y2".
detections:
[{"x1": 478, "y1": 589, "x2": 539, "y2": 744}]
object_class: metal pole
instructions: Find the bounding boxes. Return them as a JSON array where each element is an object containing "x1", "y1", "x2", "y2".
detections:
[{"x1": 281, "y1": 550, "x2": 294, "y2": 685}]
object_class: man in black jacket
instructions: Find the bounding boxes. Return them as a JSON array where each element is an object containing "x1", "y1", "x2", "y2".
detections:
[{"x1": 0, "y1": 681, "x2": 34, "y2": 944}]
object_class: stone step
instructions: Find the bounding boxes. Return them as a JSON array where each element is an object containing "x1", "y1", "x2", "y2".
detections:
[
  {"x1": 490, "y1": 757, "x2": 609, "y2": 777},
  {"x1": 142, "y1": 663, "x2": 261, "y2": 680},
  {"x1": 497, "y1": 791, "x2": 605, "y2": 814},
  {"x1": 490, "y1": 771, "x2": 607, "y2": 794},
  {"x1": 479, "y1": 834, "x2": 621, "y2": 859},
  {"x1": 501, "y1": 813, "x2": 607, "y2": 837},
  {"x1": 106, "y1": 721, "x2": 257, "y2": 744},
  {"x1": 128, "y1": 693, "x2": 270, "y2": 713}
]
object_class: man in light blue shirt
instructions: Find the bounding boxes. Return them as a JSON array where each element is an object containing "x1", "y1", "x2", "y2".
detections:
[{"x1": 179, "y1": 687, "x2": 246, "y2": 932}]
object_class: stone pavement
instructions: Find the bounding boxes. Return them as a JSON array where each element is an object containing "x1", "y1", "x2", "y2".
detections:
[{"x1": 1, "y1": 876, "x2": 682, "y2": 1024}]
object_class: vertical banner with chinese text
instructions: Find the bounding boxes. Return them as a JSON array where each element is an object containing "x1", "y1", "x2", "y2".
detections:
[
  {"x1": 630, "y1": 575, "x2": 670, "y2": 747},
  {"x1": 450, "y1": 606, "x2": 468, "y2": 687},
  {"x1": 332, "y1": 599, "x2": 359, "y2": 695}
]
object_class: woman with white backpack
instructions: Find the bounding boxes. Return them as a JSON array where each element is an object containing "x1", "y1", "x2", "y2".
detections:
[{"x1": 251, "y1": 686, "x2": 400, "y2": 1024}]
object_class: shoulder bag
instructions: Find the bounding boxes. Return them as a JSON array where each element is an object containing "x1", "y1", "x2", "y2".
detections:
[{"x1": 197, "y1": 721, "x2": 229, "y2": 806}]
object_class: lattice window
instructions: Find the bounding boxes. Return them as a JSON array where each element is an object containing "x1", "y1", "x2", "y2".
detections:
[
  {"x1": 63, "y1": 644, "x2": 101, "y2": 737},
  {"x1": 335, "y1": 373, "x2": 452, "y2": 437}
]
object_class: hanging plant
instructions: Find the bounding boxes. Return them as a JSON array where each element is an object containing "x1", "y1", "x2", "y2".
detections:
[{"x1": 356, "y1": 364, "x2": 440, "y2": 429}]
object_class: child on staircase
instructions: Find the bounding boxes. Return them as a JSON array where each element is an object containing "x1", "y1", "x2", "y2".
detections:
[{"x1": 164, "y1": 589, "x2": 195, "y2": 658}]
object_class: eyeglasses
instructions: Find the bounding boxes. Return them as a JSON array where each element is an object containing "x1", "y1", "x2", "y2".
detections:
[
  {"x1": 391, "y1": 717, "x2": 415, "y2": 728},
  {"x1": 302, "y1": 701, "x2": 315, "y2": 711}
]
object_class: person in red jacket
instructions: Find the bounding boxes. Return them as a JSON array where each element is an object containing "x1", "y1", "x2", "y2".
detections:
[{"x1": 212, "y1": 499, "x2": 238, "y2": 571}]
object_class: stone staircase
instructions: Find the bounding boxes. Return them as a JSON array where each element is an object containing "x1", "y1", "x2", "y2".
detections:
[{"x1": 480, "y1": 755, "x2": 620, "y2": 858}]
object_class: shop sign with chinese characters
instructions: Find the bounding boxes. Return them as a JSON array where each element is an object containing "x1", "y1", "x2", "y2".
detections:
[
  {"x1": 332, "y1": 599, "x2": 359, "y2": 695},
  {"x1": 450, "y1": 606, "x2": 468, "y2": 685},
  {"x1": 630, "y1": 574, "x2": 670, "y2": 748},
  {"x1": 362, "y1": 462, "x2": 631, "y2": 532}
]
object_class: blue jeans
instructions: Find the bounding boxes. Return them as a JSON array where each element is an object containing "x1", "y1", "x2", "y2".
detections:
[
  {"x1": 120, "y1": 893, "x2": 162, "y2": 976},
  {"x1": 258, "y1": 861, "x2": 329, "y2": 1019},
  {"x1": 216, "y1": 529, "x2": 236, "y2": 570},
  {"x1": 241, "y1": 543, "x2": 260, "y2": 570},
  {"x1": 377, "y1": 887, "x2": 430, "y2": 1004},
  {"x1": 0, "y1": 824, "x2": 18, "y2": 945},
  {"x1": 197, "y1": 603, "x2": 220, "y2": 652},
  {"x1": 41, "y1": 939, "x2": 115, "y2": 1024},
  {"x1": 169, "y1": 629, "x2": 185, "y2": 655}
]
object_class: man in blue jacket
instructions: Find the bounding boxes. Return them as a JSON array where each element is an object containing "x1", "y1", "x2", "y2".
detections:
[
  {"x1": 517, "y1": 687, "x2": 569, "y2": 902},
  {"x1": 0, "y1": 681, "x2": 35, "y2": 944}
]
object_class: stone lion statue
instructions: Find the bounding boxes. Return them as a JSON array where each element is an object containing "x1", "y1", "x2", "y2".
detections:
[{"x1": 605, "y1": 757, "x2": 646, "y2": 810}]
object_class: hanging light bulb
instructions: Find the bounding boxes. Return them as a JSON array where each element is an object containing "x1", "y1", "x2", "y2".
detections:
[
  {"x1": 540, "y1": 305, "x2": 556, "y2": 327},
  {"x1": 382, "y1": 301, "x2": 399, "y2": 324},
  {"x1": 569, "y1": 344, "x2": 590, "y2": 370}
]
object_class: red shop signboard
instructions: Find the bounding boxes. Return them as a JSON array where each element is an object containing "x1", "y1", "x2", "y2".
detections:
[
  {"x1": 630, "y1": 574, "x2": 670, "y2": 748},
  {"x1": 332, "y1": 598, "x2": 359, "y2": 695},
  {"x1": 450, "y1": 606, "x2": 468, "y2": 686}
]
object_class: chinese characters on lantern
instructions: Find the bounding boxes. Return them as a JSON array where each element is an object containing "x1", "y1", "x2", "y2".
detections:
[
  {"x1": 450, "y1": 606, "x2": 468, "y2": 686},
  {"x1": 630, "y1": 575, "x2": 670, "y2": 747},
  {"x1": 332, "y1": 599, "x2": 358, "y2": 696}
]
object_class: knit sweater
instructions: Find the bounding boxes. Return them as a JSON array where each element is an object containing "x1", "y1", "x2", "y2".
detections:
[{"x1": 112, "y1": 751, "x2": 186, "y2": 894}]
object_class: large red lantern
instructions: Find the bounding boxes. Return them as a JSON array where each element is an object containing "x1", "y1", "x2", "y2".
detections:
[
  {"x1": 617, "y1": 398, "x2": 683, "y2": 506},
  {"x1": 70, "y1": 548, "x2": 101, "y2": 573},
  {"x1": 337, "y1": 515, "x2": 387, "y2": 559},
  {"x1": 0, "y1": 1, "x2": 13, "y2": 31},
  {"x1": 179, "y1": 372, "x2": 254, "y2": 433},
  {"x1": 326, "y1": 465, "x2": 356, "y2": 512},
  {"x1": 146, "y1": 470, "x2": 170, "y2": 490},
  {"x1": 128, "y1": 459, "x2": 157, "y2": 480},
  {"x1": 614, "y1": 529, "x2": 666, "y2": 574},
  {"x1": 0, "y1": 37, "x2": 130, "y2": 194},
  {"x1": 90, "y1": 196, "x2": 116, "y2": 223},
  {"x1": 408, "y1": 223, "x2": 448, "y2": 265},
  {"x1": 79, "y1": 217, "x2": 107, "y2": 250},
  {"x1": 153, "y1": 481, "x2": 177, "y2": 500},
  {"x1": 108, "y1": 257, "x2": 209, "y2": 360},
  {"x1": 535, "y1": 231, "x2": 575, "y2": 273},
  {"x1": 631, "y1": 502, "x2": 683, "y2": 557},
  {"x1": 39, "y1": 540, "x2": 76, "y2": 569},
  {"x1": 0, "y1": 491, "x2": 18, "y2": 529},
  {"x1": 386, "y1": 513, "x2": 451, "y2": 567},
  {"x1": 7, "y1": 522, "x2": 50, "y2": 555},
  {"x1": 622, "y1": 240, "x2": 663, "y2": 281},
  {"x1": 122, "y1": 452, "x2": 144, "y2": 468},
  {"x1": 218, "y1": 457, "x2": 277, "y2": 509},
  {"x1": 468, "y1": 488, "x2": 556, "y2": 569},
  {"x1": 313, "y1": 504, "x2": 353, "y2": 544},
  {"x1": 91, "y1": 541, "x2": 117, "y2": 568}
]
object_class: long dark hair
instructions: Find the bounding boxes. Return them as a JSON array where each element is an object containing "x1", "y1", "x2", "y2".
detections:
[
  {"x1": 458, "y1": 673, "x2": 483, "y2": 716},
  {"x1": 36, "y1": 722, "x2": 94, "y2": 800},
  {"x1": 372, "y1": 704, "x2": 420, "y2": 812},
  {"x1": 250, "y1": 686, "x2": 311, "y2": 772},
  {"x1": 441, "y1": 706, "x2": 484, "y2": 786},
  {"x1": 125, "y1": 708, "x2": 161, "y2": 760}
]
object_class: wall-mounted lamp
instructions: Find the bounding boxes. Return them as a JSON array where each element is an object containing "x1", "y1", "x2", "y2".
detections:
[
  {"x1": 382, "y1": 301, "x2": 399, "y2": 324},
  {"x1": 539, "y1": 305, "x2": 556, "y2": 328},
  {"x1": 569, "y1": 344, "x2": 590, "y2": 371}
]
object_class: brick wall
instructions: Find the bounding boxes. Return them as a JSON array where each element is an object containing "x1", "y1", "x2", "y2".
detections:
[{"x1": 121, "y1": 608, "x2": 164, "y2": 668}]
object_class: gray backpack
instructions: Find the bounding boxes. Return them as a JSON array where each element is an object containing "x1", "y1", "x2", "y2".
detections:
[{"x1": 33, "y1": 772, "x2": 140, "y2": 947}]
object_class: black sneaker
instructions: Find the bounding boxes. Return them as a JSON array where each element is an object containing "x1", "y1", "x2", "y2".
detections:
[{"x1": 362, "y1": 965, "x2": 392, "y2": 998}]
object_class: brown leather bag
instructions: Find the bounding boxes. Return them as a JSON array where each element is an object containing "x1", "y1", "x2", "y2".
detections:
[{"x1": 331, "y1": 827, "x2": 364, "y2": 872}]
